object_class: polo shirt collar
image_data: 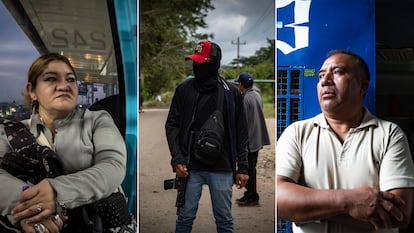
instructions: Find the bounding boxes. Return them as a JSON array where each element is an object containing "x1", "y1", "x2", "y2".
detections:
[{"x1": 314, "y1": 107, "x2": 378, "y2": 129}]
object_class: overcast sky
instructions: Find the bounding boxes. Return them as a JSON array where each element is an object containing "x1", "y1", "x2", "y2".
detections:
[
  {"x1": 0, "y1": 1, "x2": 39, "y2": 103},
  {"x1": 197, "y1": 0, "x2": 275, "y2": 65}
]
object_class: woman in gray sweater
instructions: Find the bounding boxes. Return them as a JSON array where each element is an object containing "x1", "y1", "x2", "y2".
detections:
[{"x1": 0, "y1": 53, "x2": 126, "y2": 233}]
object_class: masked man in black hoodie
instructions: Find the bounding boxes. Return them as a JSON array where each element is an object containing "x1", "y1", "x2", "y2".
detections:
[{"x1": 165, "y1": 41, "x2": 249, "y2": 233}]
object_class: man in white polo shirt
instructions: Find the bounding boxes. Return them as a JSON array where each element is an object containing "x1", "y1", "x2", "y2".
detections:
[{"x1": 277, "y1": 49, "x2": 414, "y2": 233}]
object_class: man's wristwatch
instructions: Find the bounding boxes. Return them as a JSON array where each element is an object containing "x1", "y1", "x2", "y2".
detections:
[{"x1": 56, "y1": 201, "x2": 67, "y2": 215}]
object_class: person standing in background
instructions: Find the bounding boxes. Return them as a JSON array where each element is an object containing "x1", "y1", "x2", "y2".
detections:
[{"x1": 234, "y1": 72, "x2": 270, "y2": 206}]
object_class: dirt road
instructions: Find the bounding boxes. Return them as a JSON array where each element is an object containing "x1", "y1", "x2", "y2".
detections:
[{"x1": 139, "y1": 108, "x2": 275, "y2": 233}]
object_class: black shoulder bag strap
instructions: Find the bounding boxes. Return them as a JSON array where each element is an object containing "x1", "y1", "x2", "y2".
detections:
[{"x1": 216, "y1": 83, "x2": 224, "y2": 112}]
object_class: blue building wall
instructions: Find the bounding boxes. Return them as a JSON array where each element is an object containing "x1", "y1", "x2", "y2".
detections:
[{"x1": 277, "y1": 0, "x2": 376, "y2": 119}]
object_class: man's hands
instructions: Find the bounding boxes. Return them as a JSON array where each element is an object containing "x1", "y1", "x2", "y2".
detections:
[
  {"x1": 344, "y1": 186, "x2": 405, "y2": 230},
  {"x1": 277, "y1": 176, "x2": 412, "y2": 230},
  {"x1": 175, "y1": 164, "x2": 189, "y2": 177},
  {"x1": 235, "y1": 173, "x2": 249, "y2": 189},
  {"x1": 175, "y1": 164, "x2": 249, "y2": 189}
]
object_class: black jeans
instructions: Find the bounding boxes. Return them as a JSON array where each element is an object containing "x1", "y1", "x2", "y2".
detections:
[{"x1": 245, "y1": 151, "x2": 259, "y2": 200}]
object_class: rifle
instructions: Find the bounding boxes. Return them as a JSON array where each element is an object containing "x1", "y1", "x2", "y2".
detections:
[{"x1": 163, "y1": 176, "x2": 188, "y2": 215}]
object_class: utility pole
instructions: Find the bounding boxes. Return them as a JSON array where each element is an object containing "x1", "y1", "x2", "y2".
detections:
[{"x1": 231, "y1": 37, "x2": 246, "y2": 75}]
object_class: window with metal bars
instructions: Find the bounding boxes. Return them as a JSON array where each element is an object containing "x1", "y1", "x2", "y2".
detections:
[{"x1": 277, "y1": 67, "x2": 303, "y2": 138}]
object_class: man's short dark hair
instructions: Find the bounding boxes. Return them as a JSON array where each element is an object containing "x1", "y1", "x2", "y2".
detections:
[{"x1": 327, "y1": 49, "x2": 370, "y2": 82}]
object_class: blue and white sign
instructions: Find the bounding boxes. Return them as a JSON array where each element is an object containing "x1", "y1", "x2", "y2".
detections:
[
  {"x1": 276, "y1": 0, "x2": 311, "y2": 55},
  {"x1": 277, "y1": 0, "x2": 376, "y2": 117}
]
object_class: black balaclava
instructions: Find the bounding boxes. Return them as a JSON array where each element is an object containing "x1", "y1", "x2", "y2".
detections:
[{"x1": 193, "y1": 59, "x2": 220, "y2": 92}]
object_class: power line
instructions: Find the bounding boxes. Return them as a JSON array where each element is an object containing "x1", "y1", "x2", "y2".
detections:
[
  {"x1": 239, "y1": 1, "x2": 274, "y2": 38},
  {"x1": 231, "y1": 37, "x2": 246, "y2": 75}
]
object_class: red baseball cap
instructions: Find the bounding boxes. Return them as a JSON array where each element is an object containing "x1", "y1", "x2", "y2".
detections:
[{"x1": 185, "y1": 41, "x2": 221, "y2": 63}]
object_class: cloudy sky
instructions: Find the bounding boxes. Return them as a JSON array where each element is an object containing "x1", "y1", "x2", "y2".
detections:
[
  {"x1": 0, "y1": 1, "x2": 39, "y2": 103},
  {"x1": 0, "y1": 0, "x2": 275, "y2": 103},
  {"x1": 197, "y1": 0, "x2": 275, "y2": 65}
]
